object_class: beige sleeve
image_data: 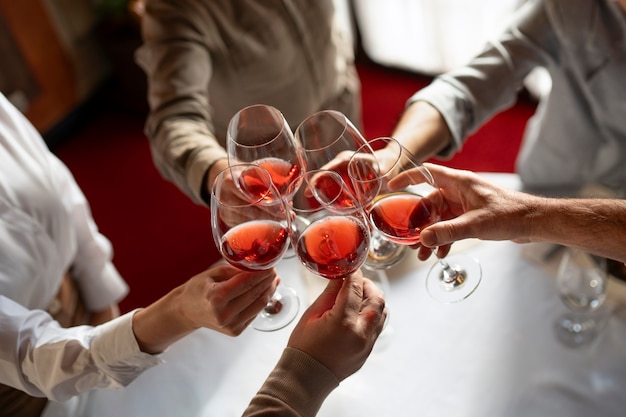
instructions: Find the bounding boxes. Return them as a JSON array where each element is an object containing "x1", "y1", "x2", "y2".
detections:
[
  {"x1": 242, "y1": 347, "x2": 340, "y2": 417},
  {"x1": 148, "y1": 118, "x2": 227, "y2": 205}
]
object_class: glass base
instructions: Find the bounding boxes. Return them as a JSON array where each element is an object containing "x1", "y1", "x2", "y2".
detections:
[
  {"x1": 425, "y1": 254, "x2": 482, "y2": 303},
  {"x1": 252, "y1": 285, "x2": 300, "y2": 332},
  {"x1": 364, "y1": 234, "x2": 408, "y2": 270},
  {"x1": 554, "y1": 312, "x2": 599, "y2": 348}
]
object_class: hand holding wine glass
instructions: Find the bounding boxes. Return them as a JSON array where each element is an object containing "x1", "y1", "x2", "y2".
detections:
[
  {"x1": 211, "y1": 163, "x2": 299, "y2": 331},
  {"x1": 286, "y1": 169, "x2": 371, "y2": 280},
  {"x1": 348, "y1": 137, "x2": 482, "y2": 303}
]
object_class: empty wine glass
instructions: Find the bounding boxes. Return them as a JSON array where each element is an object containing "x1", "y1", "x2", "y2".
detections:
[
  {"x1": 348, "y1": 136, "x2": 482, "y2": 303},
  {"x1": 286, "y1": 169, "x2": 371, "y2": 280},
  {"x1": 295, "y1": 110, "x2": 407, "y2": 270},
  {"x1": 554, "y1": 247, "x2": 608, "y2": 347},
  {"x1": 211, "y1": 163, "x2": 299, "y2": 331}
]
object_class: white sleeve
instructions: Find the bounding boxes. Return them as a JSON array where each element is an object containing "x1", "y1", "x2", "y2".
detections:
[
  {"x1": 45, "y1": 154, "x2": 129, "y2": 311},
  {"x1": 0, "y1": 297, "x2": 162, "y2": 401}
]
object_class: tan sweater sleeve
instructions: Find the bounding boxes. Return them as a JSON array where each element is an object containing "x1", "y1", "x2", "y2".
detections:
[{"x1": 242, "y1": 347, "x2": 340, "y2": 417}]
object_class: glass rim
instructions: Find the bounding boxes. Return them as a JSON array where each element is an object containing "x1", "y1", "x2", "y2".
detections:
[
  {"x1": 227, "y1": 104, "x2": 292, "y2": 149},
  {"x1": 295, "y1": 110, "x2": 356, "y2": 151}
]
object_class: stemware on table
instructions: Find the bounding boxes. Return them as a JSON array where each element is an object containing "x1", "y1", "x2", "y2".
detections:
[{"x1": 554, "y1": 247, "x2": 608, "y2": 347}]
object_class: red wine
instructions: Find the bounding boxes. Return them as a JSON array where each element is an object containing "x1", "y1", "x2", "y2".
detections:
[
  {"x1": 308, "y1": 168, "x2": 358, "y2": 209},
  {"x1": 295, "y1": 216, "x2": 369, "y2": 279},
  {"x1": 237, "y1": 158, "x2": 300, "y2": 202},
  {"x1": 345, "y1": 157, "x2": 382, "y2": 208},
  {"x1": 369, "y1": 193, "x2": 435, "y2": 245},
  {"x1": 256, "y1": 157, "x2": 301, "y2": 196},
  {"x1": 220, "y1": 220, "x2": 289, "y2": 271}
]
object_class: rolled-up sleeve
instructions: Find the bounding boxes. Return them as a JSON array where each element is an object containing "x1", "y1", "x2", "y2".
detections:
[{"x1": 407, "y1": 0, "x2": 554, "y2": 157}]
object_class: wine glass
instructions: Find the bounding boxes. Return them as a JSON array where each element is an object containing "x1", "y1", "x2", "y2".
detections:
[
  {"x1": 286, "y1": 169, "x2": 371, "y2": 280},
  {"x1": 227, "y1": 103, "x2": 304, "y2": 258},
  {"x1": 347, "y1": 136, "x2": 482, "y2": 303},
  {"x1": 295, "y1": 110, "x2": 407, "y2": 270},
  {"x1": 554, "y1": 247, "x2": 608, "y2": 347},
  {"x1": 211, "y1": 163, "x2": 299, "y2": 331},
  {"x1": 227, "y1": 103, "x2": 304, "y2": 199}
]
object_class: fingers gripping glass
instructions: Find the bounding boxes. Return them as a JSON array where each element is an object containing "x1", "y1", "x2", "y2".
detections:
[{"x1": 348, "y1": 137, "x2": 482, "y2": 303}]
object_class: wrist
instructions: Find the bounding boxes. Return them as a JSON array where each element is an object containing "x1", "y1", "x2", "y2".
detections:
[{"x1": 132, "y1": 286, "x2": 196, "y2": 354}]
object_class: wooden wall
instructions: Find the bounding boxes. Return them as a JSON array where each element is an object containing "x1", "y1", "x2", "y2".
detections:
[{"x1": 0, "y1": 0, "x2": 109, "y2": 133}]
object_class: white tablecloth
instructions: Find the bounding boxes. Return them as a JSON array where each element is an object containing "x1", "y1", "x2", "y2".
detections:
[{"x1": 49, "y1": 174, "x2": 626, "y2": 417}]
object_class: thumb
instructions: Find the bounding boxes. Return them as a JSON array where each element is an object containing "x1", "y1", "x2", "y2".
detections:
[
  {"x1": 421, "y1": 218, "x2": 471, "y2": 247},
  {"x1": 304, "y1": 279, "x2": 344, "y2": 318}
]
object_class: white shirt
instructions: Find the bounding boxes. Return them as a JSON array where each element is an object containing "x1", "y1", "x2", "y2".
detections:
[{"x1": 0, "y1": 93, "x2": 161, "y2": 402}]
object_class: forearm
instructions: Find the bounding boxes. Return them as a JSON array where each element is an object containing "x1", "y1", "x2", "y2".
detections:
[
  {"x1": 243, "y1": 348, "x2": 339, "y2": 417},
  {"x1": 132, "y1": 285, "x2": 197, "y2": 354},
  {"x1": 391, "y1": 100, "x2": 452, "y2": 162},
  {"x1": 529, "y1": 197, "x2": 626, "y2": 263},
  {"x1": 149, "y1": 118, "x2": 228, "y2": 206}
]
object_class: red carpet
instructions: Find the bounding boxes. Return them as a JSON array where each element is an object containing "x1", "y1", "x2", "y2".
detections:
[
  {"x1": 52, "y1": 59, "x2": 535, "y2": 312},
  {"x1": 357, "y1": 59, "x2": 536, "y2": 171}
]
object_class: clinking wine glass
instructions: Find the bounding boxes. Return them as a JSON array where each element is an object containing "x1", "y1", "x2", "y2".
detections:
[
  {"x1": 227, "y1": 104, "x2": 304, "y2": 199},
  {"x1": 347, "y1": 136, "x2": 482, "y2": 303},
  {"x1": 227, "y1": 104, "x2": 304, "y2": 260},
  {"x1": 555, "y1": 247, "x2": 607, "y2": 347},
  {"x1": 211, "y1": 163, "x2": 299, "y2": 331},
  {"x1": 295, "y1": 110, "x2": 406, "y2": 270},
  {"x1": 286, "y1": 169, "x2": 371, "y2": 280}
]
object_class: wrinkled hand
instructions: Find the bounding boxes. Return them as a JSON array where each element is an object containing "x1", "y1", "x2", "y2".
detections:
[
  {"x1": 287, "y1": 270, "x2": 387, "y2": 381},
  {"x1": 385, "y1": 163, "x2": 453, "y2": 261},
  {"x1": 178, "y1": 263, "x2": 278, "y2": 336},
  {"x1": 404, "y1": 164, "x2": 535, "y2": 251}
]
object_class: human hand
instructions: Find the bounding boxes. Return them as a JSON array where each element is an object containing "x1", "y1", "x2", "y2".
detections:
[
  {"x1": 177, "y1": 262, "x2": 278, "y2": 336},
  {"x1": 132, "y1": 263, "x2": 278, "y2": 354},
  {"x1": 287, "y1": 269, "x2": 386, "y2": 381},
  {"x1": 394, "y1": 164, "x2": 535, "y2": 250}
]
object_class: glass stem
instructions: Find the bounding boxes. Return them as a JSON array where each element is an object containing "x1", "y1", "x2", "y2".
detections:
[{"x1": 438, "y1": 258, "x2": 466, "y2": 287}]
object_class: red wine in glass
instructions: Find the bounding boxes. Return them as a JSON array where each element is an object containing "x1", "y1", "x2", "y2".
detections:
[
  {"x1": 212, "y1": 163, "x2": 299, "y2": 331},
  {"x1": 238, "y1": 159, "x2": 300, "y2": 202},
  {"x1": 256, "y1": 156, "x2": 302, "y2": 197},
  {"x1": 369, "y1": 194, "x2": 436, "y2": 245},
  {"x1": 295, "y1": 215, "x2": 370, "y2": 280},
  {"x1": 219, "y1": 220, "x2": 290, "y2": 271}
]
